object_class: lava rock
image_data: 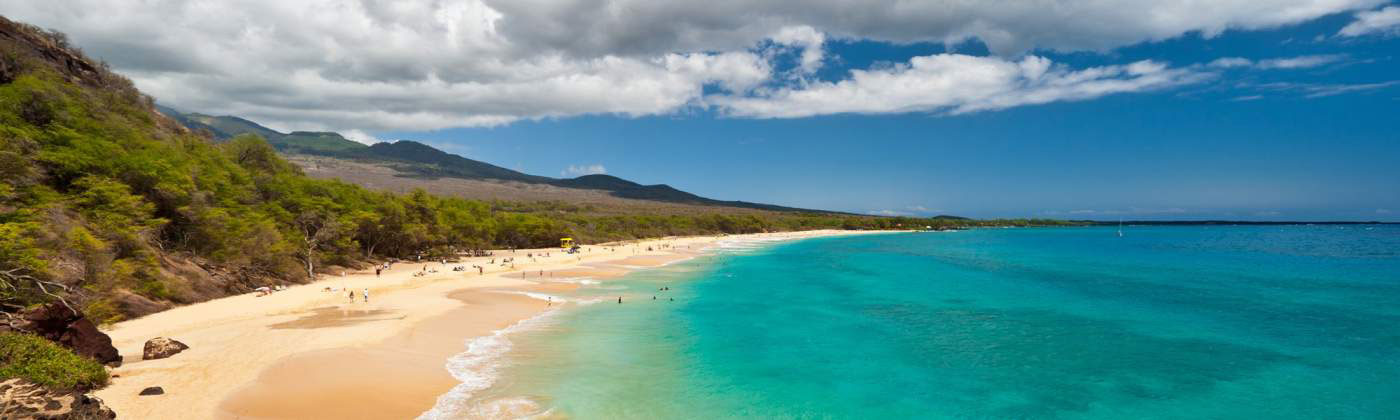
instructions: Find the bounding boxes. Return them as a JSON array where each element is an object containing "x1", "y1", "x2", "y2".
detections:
[
  {"x1": 0, "y1": 378, "x2": 116, "y2": 419},
  {"x1": 12, "y1": 303, "x2": 121, "y2": 366},
  {"x1": 142, "y1": 337, "x2": 190, "y2": 360}
]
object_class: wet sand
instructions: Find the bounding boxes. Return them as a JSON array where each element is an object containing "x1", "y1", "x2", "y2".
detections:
[{"x1": 218, "y1": 292, "x2": 540, "y2": 419}]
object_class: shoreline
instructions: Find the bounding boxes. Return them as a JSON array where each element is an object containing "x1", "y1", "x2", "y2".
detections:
[{"x1": 92, "y1": 230, "x2": 886, "y2": 419}]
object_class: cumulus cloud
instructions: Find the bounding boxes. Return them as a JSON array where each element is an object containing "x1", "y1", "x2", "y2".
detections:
[
  {"x1": 712, "y1": 56, "x2": 1210, "y2": 118},
  {"x1": 562, "y1": 164, "x2": 608, "y2": 177},
  {"x1": 770, "y1": 26, "x2": 827, "y2": 75},
  {"x1": 0, "y1": 0, "x2": 1381, "y2": 133},
  {"x1": 483, "y1": 0, "x2": 1382, "y2": 56},
  {"x1": 339, "y1": 129, "x2": 381, "y2": 146},
  {"x1": 1339, "y1": 6, "x2": 1400, "y2": 37}
]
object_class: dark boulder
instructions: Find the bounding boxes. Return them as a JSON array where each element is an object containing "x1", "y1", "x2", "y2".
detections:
[
  {"x1": 11, "y1": 303, "x2": 121, "y2": 366},
  {"x1": 138, "y1": 386, "x2": 164, "y2": 396}
]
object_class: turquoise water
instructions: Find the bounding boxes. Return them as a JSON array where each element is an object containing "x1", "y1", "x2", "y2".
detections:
[{"x1": 475, "y1": 226, "x2": 1400, "y2": 418}]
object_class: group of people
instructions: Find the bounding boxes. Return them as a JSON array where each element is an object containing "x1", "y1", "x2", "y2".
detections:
[
  {"x1": 451, "y1": 265, "x2": 486, "y2": 275},
  {"x1": 651, "y1": 286, "x2": 675, "y2": 302},
  {"x1": 253, "y1": 285, "x2": 288, "y2": 297},
  {"x1": 346, "y1": 287, "x2": 369, "y2": 303},
  {"x1": 318, "y1": 286, "x2": 370, "y2": 303}
]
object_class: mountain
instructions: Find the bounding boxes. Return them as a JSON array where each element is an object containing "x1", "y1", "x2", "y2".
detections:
[
  {"x1": 553, "y1": 174, "x2": 826, "y2": 212},
  {"x1": 154, "y1": 108, "x2": 836, "y2": 213},
  {"x1": 280, "y1": 131, "x2": 367, "y2": 155},
  {"x1": 151, "y1": 108, "x2": 368, "y2": 155},
  {"x1": 354, "y1": 140, "x2": 550, "y2": 183}
]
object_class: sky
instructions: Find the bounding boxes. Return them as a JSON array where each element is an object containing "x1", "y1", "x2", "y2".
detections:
[{"x1": 3, "y1": 1, "x2": 1398, "y2": 220}]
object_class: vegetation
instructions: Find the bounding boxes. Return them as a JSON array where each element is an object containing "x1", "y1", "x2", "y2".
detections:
[{"x1": 0, "y1": 332, "x2": 109, "y2": 391}]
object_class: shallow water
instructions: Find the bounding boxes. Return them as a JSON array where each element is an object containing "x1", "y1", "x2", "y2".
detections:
[{"x1": 460, "y1": 226, "x2": 1400, "y2": 418}]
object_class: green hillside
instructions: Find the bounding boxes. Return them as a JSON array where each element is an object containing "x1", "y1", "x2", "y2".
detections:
[
  {"x1": 352, "y1": 140, "x2": 550, "y2": 183},
  {"x1": 279, "y1": 131, "x2": 366, "y2": 154},
  {"x1": 153, "y1": 107, "x2": 367, "y2": 156}
]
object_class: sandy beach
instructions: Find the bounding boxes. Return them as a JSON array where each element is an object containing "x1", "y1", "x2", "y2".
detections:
[{"x1": 93, "y1": 230, "x2": 873, "y2": 419}]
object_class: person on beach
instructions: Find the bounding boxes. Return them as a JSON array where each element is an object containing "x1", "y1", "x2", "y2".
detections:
[
  {"x1": 363, "y1": 288, "x2": 369, "y2": 302},
  {"x1": 375, "y1": 268, "x2": 381, "y2": 277},
  {"x1": 618, "y1": 296, "x2": 622, "y2": 304},
  {"x1": 348, "y1": 289, "x2": 355, "y2": 303}
]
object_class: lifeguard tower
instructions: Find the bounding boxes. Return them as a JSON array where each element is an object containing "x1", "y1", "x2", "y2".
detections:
[{"x1": 560, "y1": 237, "x2": 574, "y2": 249}]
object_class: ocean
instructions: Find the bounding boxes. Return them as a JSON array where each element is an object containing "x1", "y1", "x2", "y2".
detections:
[{"x1": 446, "y1": 226, "x2": 1400, "y2": 419}]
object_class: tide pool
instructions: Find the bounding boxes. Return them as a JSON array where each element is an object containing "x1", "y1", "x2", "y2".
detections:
[{"x1": 466, "y1": 226, "x2": 1400, "y2": 418}]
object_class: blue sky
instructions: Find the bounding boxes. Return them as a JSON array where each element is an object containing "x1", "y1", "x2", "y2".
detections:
[
  {"x1": 10, "y1": 1, "x2": 1398, "y2": 221},
  {"x1": 379, "y1": 13, "x2": 1400, "y2": 221}
]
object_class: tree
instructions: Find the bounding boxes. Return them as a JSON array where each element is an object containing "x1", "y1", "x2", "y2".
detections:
[{"x1": 293, "y1": 210, "x2": 340, "y2": 279}]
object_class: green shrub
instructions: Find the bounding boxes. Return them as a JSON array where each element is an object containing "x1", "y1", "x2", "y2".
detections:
[{"x1": 0, "y1": 332, "x2": 109, "y2": 391}]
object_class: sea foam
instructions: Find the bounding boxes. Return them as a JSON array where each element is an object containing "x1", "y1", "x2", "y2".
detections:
[{"x1": 416, "y1": 304, "x2": 560, "y2": 420}]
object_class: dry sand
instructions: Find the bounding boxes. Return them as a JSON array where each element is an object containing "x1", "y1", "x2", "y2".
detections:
[{"x1": 92, "y1": 230, "x2": 878, "y2": 419}]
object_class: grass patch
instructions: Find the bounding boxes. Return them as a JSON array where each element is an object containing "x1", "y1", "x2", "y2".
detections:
[{"x1": 0, "y1": 332, "x2": 108, "y2": 391}]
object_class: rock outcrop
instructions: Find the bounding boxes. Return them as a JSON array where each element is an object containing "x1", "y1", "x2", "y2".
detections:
[
  {"x1": 141, "y1": 337, "x2": 189, "y2": 360},
  {"x1": 0, "y1": 378, "x2": 116, "y2": 419},
  {"x1": 138, "y1": 386, "x2": 164, "y2": 396},
  {"x1": 5, "y1": 303, "x2": 120, "y2": 366}
]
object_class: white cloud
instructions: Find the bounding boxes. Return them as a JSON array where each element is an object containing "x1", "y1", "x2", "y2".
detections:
[
  {"x1": 339, "y1": 129, "x2": 381, "y2": 146},
  {"x1": 712, "y1": 55, "x2": 1210, "y2": 118},
  {"x1": 770, "y1": 26, "x2": 826, "y2": 74},
  {"x1": 1256, "y1": 54, "x2": 1346, "y2": 69},
  {"x1": 1254, "y1": 210, "x2": 1282, "y2": 216},
  {"x1": 1208, "y1": 57, "x2": 1256, "y2": 68},
  {"x1": 1207, "y1": 54, "x2": 1344, "y2": 69},
  {"x1": 1339, "y1": 6, "x2": 1400, "y2": 37},
  {"x1": 0, "y1": 0, "x2": 1382, "y2": 133},
  {"x1": 1300, "y1": 81, "x2": 1400, "y2": 97},
  {"x1": 562, "y1": 164, "x2": 608, "y2": 177}
]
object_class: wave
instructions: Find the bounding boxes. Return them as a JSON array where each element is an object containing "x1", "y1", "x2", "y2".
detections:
[
  {"x1": 416, "y1": 307, "x2": 560, "y2": 420},
  {"x1": 495, "y1": 290, "x2": 565, "y2": 303}
]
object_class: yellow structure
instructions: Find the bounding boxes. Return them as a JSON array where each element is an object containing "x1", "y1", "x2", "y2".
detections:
[{"x1": 560, "y1": 237, "x2": 574, "y2": 249}]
